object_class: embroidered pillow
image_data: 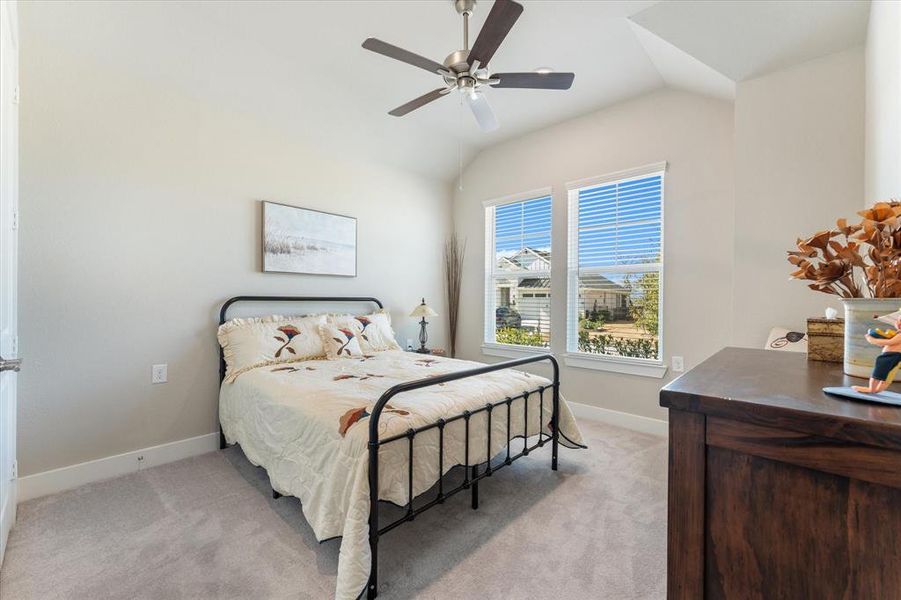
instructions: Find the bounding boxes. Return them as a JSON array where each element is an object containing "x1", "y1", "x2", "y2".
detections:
[
  {"x1": 329, "y1": 312, "x2": 402, "y2": 353},
  {"x1": 218, "y1": 314, "x2": 326, "y2": 381},
  {"x1": 319, "y1": 322, "x2": 364, "y2": 359}
]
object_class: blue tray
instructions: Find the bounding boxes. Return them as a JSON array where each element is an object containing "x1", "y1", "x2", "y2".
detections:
[{"x1": 822, "y1": 386, "x2": 901, "y2": 407}]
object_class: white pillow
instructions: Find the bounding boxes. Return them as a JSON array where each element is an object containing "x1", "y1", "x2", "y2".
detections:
[
  {"x1": 218, "y1": 314, "x2": 326, "y2": 381},
  {"x1": 329, "y1": 312, "x2": 402, "y2": 353},
  {"x1": 319, "y1": 321, "x2": 364, "y2": 359}
]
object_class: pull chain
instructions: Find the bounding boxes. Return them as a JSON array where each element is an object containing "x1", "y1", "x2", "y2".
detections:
[
  {"x1": 458, "y1": 138, "x2": 464, "y2": 191},
  {"x1": 458, "y1": 94, "x2": 465, "y2": 191}
]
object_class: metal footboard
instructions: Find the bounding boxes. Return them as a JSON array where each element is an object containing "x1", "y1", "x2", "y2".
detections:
[{"x1": 365, "y1": 353, "x2": 561, "y2": 599}]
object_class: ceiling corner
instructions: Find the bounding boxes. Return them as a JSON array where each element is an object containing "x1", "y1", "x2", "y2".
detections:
[{"x1": 627, "y1": 19, "x2": 736, "y2": 102}]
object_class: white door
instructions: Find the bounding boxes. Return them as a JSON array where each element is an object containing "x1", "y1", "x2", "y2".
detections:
[{"x1": 0, "y1": 0, "x2": 19, "y2": 566}]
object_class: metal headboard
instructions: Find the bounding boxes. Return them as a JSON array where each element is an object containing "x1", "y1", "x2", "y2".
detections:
[{"x1": 218, "y1": 295, "x2": 384, "y2": 384}]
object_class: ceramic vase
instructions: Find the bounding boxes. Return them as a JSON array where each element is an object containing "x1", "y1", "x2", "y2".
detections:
[{"x1": 842, "y1": 298, "x2": 901, "y2": 378}]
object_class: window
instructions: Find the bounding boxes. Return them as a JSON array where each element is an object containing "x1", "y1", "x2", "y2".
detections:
[
  {"x1": 566, "y1": 164, "x2": 665, "y2": 368},
  {"x1": 484, "y1": 190, "x2": 553, "y2": 351}
]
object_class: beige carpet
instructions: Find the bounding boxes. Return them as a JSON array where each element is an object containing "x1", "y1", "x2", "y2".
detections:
[{"x1": 0, "y1": 420, "x2": 667, "y2": 599}]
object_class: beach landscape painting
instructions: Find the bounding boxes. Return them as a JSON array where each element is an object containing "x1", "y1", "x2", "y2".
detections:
[{"x1": 263, "y1": 202, "x2": 357, "y2": 276}]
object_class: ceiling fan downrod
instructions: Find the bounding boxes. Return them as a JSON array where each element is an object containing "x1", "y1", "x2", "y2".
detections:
[{"x1": 455, "y1": 0, "x2": 476, "y2": 51}]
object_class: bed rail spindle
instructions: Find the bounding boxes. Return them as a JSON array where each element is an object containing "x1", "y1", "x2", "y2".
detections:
[
  {"x1": 538, "y1": 387, "x2": 545, "y2": 446},
  {"x1": 485, "y1": 403, "x2": 494, "y2": 476},
  {"x1": 552, "y1": 382, "x2": 560, "y2": 471},
  {"x1": 406, "y1": 429, "x2": 415, "y2": 519},
  {"x1": 505, "y1": 397, "x2": 512, "y2": 465},
  {"x1": 463, "y1": 411, "x2": 471, "y2": 488},
  {"x1": 437, "y1": 419, "x2": 445, "y2": 503},
  {"x1": 367, "y1": 438, "x2": 379, "y2": 600},
  {"x1": 523, "y1": 392, "x2": 530, "y2": 456}
]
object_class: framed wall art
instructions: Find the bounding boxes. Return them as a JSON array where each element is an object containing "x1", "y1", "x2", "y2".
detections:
[{"x1": 262, "y1": 201, "x2": 357, "y2": 277}]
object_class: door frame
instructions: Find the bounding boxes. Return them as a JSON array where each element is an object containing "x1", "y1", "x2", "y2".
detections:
[{"x1": 0, "y1": 0, "x2": 19, "y2": 566}]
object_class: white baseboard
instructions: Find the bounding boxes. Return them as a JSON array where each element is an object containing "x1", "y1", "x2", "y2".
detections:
[
  {"x1": 17, "y1": 432, "x2": 220, "y2": 502},
  {"x1": 15, "y1": 405, "x2": 664, "y2": 503},
  {"x1": 568, "y1": 401, "x2": 668, "y2": 436},
  {"x1": 0, "y1": 480, "x2": 16, "y2": 567}
]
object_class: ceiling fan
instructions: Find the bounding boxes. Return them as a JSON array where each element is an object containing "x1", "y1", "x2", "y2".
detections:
[{"x1": 362, "y1": 0, "x2": 575, "y2": 132}]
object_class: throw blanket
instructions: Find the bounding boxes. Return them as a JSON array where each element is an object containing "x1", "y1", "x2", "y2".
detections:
[{"x1": 220, "y1": 350, "x2": 584, "y2": 599}]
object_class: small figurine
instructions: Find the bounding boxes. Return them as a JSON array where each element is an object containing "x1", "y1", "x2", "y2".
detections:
[
  {"x1": 867, "y1": 327, "x2": 898, "y2": 340},
  {"x1": 853, "y1": 314, "x2": 901, "y2": 393}
]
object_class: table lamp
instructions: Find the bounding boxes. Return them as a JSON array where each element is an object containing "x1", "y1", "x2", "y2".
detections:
[{"x1": 410, "y1": 298, "x2": 438, "y2": 354}]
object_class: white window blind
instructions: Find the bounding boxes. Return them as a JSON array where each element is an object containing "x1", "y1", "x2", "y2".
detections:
[
  {"x1": 567, "y1": 167, "x2": 664, "y2": 361},
  {"x1": 484, "y1": 193, "x2": 552, "y2": 348}
]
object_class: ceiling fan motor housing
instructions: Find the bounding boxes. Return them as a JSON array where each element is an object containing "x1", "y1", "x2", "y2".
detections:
[{"x1": 443, "y1": 49, "x2": 470, "y2": 74}]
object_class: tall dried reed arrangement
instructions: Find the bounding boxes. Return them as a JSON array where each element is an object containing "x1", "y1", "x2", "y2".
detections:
[{"x1": 444, "y1": 236, "x2": 466, "y2": 357}]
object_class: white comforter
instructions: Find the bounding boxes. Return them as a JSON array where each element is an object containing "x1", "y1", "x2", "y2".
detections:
[{"x1": 220, "y1": 350, "x2": 583, "y2": 599}]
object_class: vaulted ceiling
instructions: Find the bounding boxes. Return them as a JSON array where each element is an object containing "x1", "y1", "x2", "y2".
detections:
[{"x1": 22, "y1": 0, "x2": 870, "y2": 182}]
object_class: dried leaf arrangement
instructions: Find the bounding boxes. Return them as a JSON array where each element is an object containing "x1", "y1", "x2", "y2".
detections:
[
  {"x1": 444, "y1": 235, "x2": 466, "y2": 357},
  {"x1": 788, "y1": 200, "x2": 901, "y2": 297}
]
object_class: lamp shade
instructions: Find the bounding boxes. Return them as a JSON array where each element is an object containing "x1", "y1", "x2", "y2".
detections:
[{"x1": 410, "y1": 298, "x2": 438, "y2": 318}]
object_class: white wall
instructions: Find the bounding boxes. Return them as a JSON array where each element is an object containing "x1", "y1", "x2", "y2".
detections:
[
  {"x1": 18, "y1": 22, "x2": 452, "y2": 476},
  {"x1": 453, "y1": 89, "x2": 735, "y2": 420},
  {"x1": 865, "y1": 0, "x2": 901, "y2": 204},
  {"x1": 732, "y1": 47, "x2": 865, "y2": 347}
]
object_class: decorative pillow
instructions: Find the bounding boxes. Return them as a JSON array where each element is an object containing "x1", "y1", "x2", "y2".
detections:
[
  {"x1": 319, "y1": 321, "x2": 364, "y2": 359},
  {"x1": 218, "y1": 314, "x2": 326, "y2": 381},
  {"x1": 329, "y1": 312, "x2": 402, "y2": 353}
]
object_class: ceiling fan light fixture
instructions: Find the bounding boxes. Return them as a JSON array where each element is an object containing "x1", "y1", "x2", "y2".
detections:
[{"x1": 534, "y1": 67, "x2": 554, "y2": 74}]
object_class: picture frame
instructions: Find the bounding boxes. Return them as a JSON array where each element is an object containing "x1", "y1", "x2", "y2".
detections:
[{"x1": 262, "y1": 201, "x2": 357, "y2": 277}]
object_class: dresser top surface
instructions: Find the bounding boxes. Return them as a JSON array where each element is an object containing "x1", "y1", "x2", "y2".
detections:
[{"x1": 661, "y1": 347, "x2": 901, "y2": 447}]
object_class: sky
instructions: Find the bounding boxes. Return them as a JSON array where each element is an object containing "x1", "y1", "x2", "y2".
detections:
[{"x1": 494, "y1": 175, "x2": 662, "y2": 269}]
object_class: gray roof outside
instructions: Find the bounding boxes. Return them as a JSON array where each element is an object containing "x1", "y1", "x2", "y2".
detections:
[{"x1": 519, "y1": 275, "x2": 627, "y2": 292}]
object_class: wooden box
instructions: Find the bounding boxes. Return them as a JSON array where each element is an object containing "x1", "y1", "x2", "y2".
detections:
[{"x1": 807, "y1": 318, "x2": 843, "y2": 363}]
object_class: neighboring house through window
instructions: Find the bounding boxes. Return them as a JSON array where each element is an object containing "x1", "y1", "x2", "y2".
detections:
[
  {"x1": 484, "y1": 190, "x2": 552, "y2": 350},
  {"x1": 566, "y1": 163, "x2": 666, "y2": 369}
]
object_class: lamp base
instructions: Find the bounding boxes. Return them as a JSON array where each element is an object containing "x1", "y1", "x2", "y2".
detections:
[
  {"x1": 417, "y1": 317, "x2": 430, "y2": 355},
  {"x1": 414, "y1": 348, "x2": 431, "y2": 354}
]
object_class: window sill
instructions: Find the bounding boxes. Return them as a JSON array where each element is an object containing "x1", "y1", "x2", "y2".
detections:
[
  {"x1": 481, "y1": 343, "x2": 551, "y2": 360},
  {"x1": 562, "y1": 352, "x2": 668, "y2": 379}
]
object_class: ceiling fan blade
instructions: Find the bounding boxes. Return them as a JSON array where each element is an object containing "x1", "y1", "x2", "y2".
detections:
[
  {"x1": 491, "y1": 72, "x2": 575, "y2": 90},
  {"x1": 389, "y1": 88, "x2": 449, "y2": 117},
  {"x1": 465, "y1": 91, "x2": 499, "y2": 132},
  {"x1": 362, "y1": 38, "x2": 445, "y2": 75},
  {"x1": 468, "y1": 0, "x2": 523, "y2": 68}
]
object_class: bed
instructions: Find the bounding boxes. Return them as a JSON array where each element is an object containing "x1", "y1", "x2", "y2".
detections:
[{"x1": 217, "y1": 296, "x2": 585, "y2": 599}]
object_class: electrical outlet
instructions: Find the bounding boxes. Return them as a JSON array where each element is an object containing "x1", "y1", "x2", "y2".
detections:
[
  {"x1": 11, "y1": 460, "x2": 17, "y2": 480},
  {"x1": 136, "y1": 455, "x2": 145, "y2": 470},
  {"x1": 671, "y1": 356, "x2": 684, "y2": 372},
  {"x1": 406, "y1": 338, "x2": 414, "y2": 350},
  {"x1": 151, "y1": 363, "x2": 168, "y2": 384}
]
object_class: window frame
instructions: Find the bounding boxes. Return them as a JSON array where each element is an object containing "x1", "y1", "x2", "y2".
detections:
[
  {"x1": 482, "y1": 187, "x2": 554, "y2": 358},
  {"x1": 564, "y1": 162, "x2": 668, "y2": 378}
]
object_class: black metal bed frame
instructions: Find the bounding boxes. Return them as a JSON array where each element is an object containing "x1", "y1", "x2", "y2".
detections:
[{"x1": 218, "y1": 296, "x2": 566, "y2": 600}]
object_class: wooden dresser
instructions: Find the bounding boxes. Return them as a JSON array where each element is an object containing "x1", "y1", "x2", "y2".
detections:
[{"x1": 660, "y1": 348, "x2": 901, "y2": 600}]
